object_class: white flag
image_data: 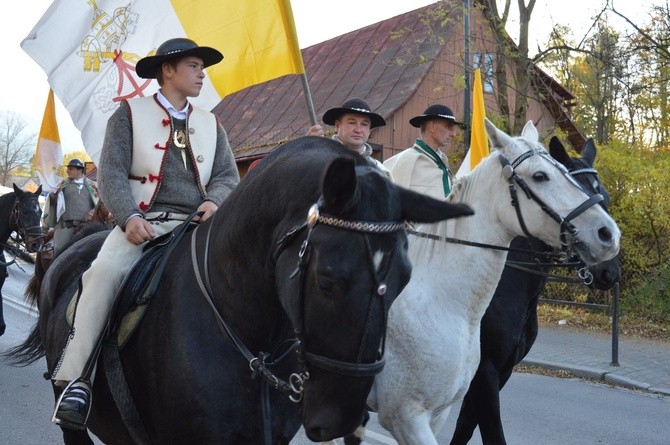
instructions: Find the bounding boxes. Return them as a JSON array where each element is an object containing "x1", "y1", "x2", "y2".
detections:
[{"x1": 22, "y1": 0, "x2": 305, "y2": 164}]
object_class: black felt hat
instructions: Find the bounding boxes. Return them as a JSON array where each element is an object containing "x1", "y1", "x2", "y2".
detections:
[
  {"x1": 409, "y1": 104, "x2": 464, "y2": 128},
  {"x1": 66, "y1": 159, "x2": 85, "y2": 170},
  {"x1": 322, "y1": 98, "x2": 386, "y2": 129},
  {"x1": 135, "y1": 38, "x2": 223, "y2": 79}
]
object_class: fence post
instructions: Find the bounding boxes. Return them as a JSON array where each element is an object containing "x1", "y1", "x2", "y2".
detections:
[{"x1": 610, "y1": 283, "x2": 620, "y2": 366}]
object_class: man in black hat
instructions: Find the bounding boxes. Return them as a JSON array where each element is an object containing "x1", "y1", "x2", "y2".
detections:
[
  {"x1": 42, "y1": 158, "x2": 99, "y2": 256},
  {"x1": 384, "y1": 104, "x2": 463, "y2": 200},
  {"x1": 50, "y1": 38, "x2": 239, "y2": 429},
  {"x1": 307, "y1": 98, "x2": 390, "y2": 174}
]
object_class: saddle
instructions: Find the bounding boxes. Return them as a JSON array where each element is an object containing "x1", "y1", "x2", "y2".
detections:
[{"x1": 66, "y1": 215, "x2": 198, "y2": 348}]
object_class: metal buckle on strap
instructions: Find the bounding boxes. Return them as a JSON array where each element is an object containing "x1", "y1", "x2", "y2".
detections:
[{"x1": 144, "y1": 212, "x2": 190, "y2": 222}]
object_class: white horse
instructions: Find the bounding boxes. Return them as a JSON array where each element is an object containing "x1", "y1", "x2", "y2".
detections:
[{"x1": 336, "y1": 119, "x2": 620, "y2": 445}]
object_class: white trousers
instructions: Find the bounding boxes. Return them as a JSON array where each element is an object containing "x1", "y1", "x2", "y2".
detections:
[{"x1": 53, "y1": 219, "x2": 182, "y2": 382}]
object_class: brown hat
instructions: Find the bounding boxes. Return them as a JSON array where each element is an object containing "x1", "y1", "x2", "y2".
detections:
[
  {"x1": 135, "y1": 38, "x2": 223, "y2": 79},
  {"x1": 322, "y1": 98, "x2": 386, "y2": 129},
  {"x1": 409, "y1": 104, "x2": 464, "y2": 128}
]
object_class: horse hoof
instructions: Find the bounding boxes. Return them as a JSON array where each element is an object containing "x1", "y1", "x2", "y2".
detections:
[{"x1": 0, "y1": 324, "x2": 5, "y2": 337}]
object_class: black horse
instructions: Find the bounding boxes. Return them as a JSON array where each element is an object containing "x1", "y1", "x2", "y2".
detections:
[
  {"x1": 7, "y1": 137, "x2": 472, "y2": 444},
  {"x1": 449, "y1": 138, "x2": 621, "y2": 445},
  {"x1": 0, "y1": 184, "x2": 43, "y2": 337}
]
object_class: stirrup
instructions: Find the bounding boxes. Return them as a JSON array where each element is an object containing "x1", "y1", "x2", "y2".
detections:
[{"x1": 52, "y1": 378, "x2": 93, "y2": 430}]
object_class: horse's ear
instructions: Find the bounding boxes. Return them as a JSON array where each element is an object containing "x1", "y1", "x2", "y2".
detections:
[
  {"x1": 321, "y1": 157, "x2": 358, "y2": 212},
  {"x1": 36, "y1": 185, "x2": 43, "y2": 195},
  {"x1": 520, "y1": 120, "x2": 539, "y2": 141},
  {"x1": 397, "y1": 186, "x2": 474, "y2": 223},
  {"x1": 581, "y1": 138, "x2": 597, "y2": 167},
  {"x1": 12, "y1": 183, "x2": 21, "y2": 195},
  {"x1": 549, "y1": 136, "x2": 572, "y2": 168},
  {"x1": 485, "y1": 119, "x2": 512, "y2": 151}
]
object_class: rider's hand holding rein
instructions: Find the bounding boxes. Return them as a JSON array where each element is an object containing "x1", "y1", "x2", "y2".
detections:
[
  {"x1": 125, "y1": 215, "x2": 156, "y2": 245},
  {"x1": 195, "y1": 200, "x2": 218, "y2": 222}
]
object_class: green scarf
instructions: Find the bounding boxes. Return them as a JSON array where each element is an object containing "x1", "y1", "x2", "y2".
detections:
[{"x1": 412, "y1": 139, "x2": 451, "y2": 197}]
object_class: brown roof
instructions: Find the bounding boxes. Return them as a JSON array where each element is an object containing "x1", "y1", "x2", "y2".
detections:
[{"x1": 213, "y1": 3, "x2": 449, "y2": 160}]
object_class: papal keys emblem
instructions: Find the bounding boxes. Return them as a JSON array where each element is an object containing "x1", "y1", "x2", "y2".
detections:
[{"x1": 79, "y1": 0, "x2": 154, "y2": 112}]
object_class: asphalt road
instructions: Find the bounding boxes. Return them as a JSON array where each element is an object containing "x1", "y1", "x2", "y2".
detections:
[{"x1": 1, "y1": 262, "x2": 668, "y2": 445}]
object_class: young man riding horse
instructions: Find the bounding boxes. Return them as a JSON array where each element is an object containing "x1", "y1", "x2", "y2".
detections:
[{"x1": 51, "y1": 37, "x2": 240, "y2": 430}]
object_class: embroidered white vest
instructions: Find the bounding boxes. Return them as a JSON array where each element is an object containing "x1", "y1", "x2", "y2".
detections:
[{"x1": 126, "y1": 96, "x2": 217, "y2": 211}]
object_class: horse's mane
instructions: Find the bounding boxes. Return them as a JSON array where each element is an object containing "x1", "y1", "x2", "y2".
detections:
[
  {"x1": 409, "y1": 153, "x2": 493, "y2": 260},
  {"x1": 220, "y1": 137, "x2": 361, "y2": 235},
  {"x1": 0, "y1": 192, "x2": 14, "y2": 204}
]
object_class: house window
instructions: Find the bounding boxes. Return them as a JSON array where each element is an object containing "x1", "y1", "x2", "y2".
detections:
[{"x1": 473, "y1": 53, "x2": 494, "y2": 94}]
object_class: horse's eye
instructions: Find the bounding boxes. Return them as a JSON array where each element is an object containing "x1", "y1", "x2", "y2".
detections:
[
  {"x1": 532, "y1": 171, "x2": 549, "y2": 182},
  {"x1": 316, "y1": 274, "x2": 347, "y2": 298}
]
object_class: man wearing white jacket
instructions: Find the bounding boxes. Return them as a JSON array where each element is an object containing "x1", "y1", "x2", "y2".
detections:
[{"x1": 384, "y1": 104, "x2": 463, "y2": 200}]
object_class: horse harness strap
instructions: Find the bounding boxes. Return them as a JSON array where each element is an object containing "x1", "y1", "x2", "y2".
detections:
[
  {"x1": 282, "y1": 202, "x2": 405, "y2": 378},
  {"x1": 191, "y1": 223, "x2": 292, "y2": 445},
  {"x1": 407, "y1": 229, "x2": 562, "y2": 261},
  {"x1": 190, "y1": 222, "x2": 294, "y2": 394},
  {"x1": 504, "y1": 261, "x2": 594, "y2": 285},
  {"x1": 190, "y1": 203, "x2": 403, "y2": 445},
  {"x1": 407, "y1": 229, "x2": 593, "y2": 283},
  {"x1": 10, "y1": 195, "x2": 43, "y2": 250},
  {"x1": 408, "y1": 152, "x2": 605, "y2": 284},
  {"x1": 498, "y1": 151, "x2": 603, "y2": 252},
  {"x1": 192, "y1": 201, "x2": 405, "y2": 382}
]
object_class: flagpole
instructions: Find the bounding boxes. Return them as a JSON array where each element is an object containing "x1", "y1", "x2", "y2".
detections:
[
  {"x1": 300, "y1": 73, "x2": 317, "y2": 125},
  {"x1": 463, "y1": 0, "x2": 471, "y2": 156}
]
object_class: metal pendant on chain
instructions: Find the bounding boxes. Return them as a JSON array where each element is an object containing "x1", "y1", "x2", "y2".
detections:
[{"x1": 173, "y1": 127, "x2": 189, "y2": 169}]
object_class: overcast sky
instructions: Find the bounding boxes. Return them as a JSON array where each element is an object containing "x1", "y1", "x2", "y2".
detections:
[{"x1": 0, "y1": 0, "x2": 652, "y2": 155}]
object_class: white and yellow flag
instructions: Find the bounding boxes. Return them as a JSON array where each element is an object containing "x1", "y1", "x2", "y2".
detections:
[
  {"x1": 33, "y1": 89, "x2": 63, "y2": 193},
  {"x1": 457, "y1": 68, "x2": 490, "y2": 178},
  {"x1": 22, "y1": 0, "x2": 305, "y2": 163}
]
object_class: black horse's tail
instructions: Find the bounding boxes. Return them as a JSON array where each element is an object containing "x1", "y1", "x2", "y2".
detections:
[
  {"x1": 1, "y1": 322, "x2": 44, "y2": 366},
  {"x1": 24, "y1": 263, "x2": 44, "y2": 308}
]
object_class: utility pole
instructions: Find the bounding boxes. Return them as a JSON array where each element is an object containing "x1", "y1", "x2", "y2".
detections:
[{"x1": 463, "y1": 0, "x2": 471, "y2": 155}]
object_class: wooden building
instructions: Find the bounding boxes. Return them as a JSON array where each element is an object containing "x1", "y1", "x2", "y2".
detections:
[{"x1": 214, "y1": 1, "x2": 582, "y2": 175}]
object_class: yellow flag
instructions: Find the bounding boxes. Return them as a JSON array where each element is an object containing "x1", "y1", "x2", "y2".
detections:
[
  {"x1": 33, "y1": 89, "x2": 63, "y2": 193},
  {"x1": 22, "y1": 0, "x2": 306, "y2": 162},
  {"x1": 456, "y1": 68, "x2": 490, "y2": 178},
  {"x1": 469, "y1": 68, "x2": 490, "y2": 169},
  {"x1": 172, "y1": 0, "x2": 305, "y2": 98}
]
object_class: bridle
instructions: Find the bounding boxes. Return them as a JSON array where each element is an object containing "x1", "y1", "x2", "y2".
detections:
[
  {"x1": 498, "y1": 149, "x2": 603, "y2": 251},
  {"x1": 408, "y1": 149, "x2": 605, "y2": 283},
  {"x1": 191, "y1": 198, "x2": 405, "y2": 402},
  {"x1": 5, "y1": 195, "x2": 43, "y2": 259},
  {"x1": 190, "y1": 198, "x2": 405, "y2": 445},
  {"x1": 11, "y1": 195, "x2": 43, "y2": 239},
  {"x1": 278, "y1": 201, "x2": 405, "y2": 387}
]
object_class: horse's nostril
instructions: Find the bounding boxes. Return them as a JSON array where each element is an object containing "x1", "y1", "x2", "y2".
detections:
[{"x1": 598, "y1": 227, "x2": 612, "y2": 243}]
